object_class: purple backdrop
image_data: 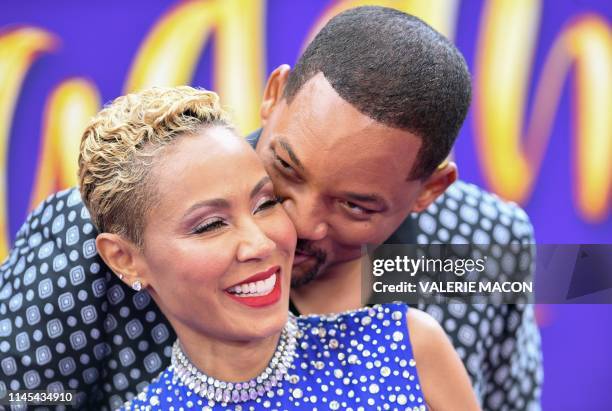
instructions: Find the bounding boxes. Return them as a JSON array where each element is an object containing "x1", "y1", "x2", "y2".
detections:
[{"x1": 2, "y1": 1, "x2": 611, "y2": 409}]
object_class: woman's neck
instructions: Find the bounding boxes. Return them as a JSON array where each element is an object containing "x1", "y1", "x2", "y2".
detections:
[
  {"x1": 290, "y1": 258, "x2": 364, "y2": 315},
  {"x1": 171, "y1": 321, "x2": 283, "y2": 383}
]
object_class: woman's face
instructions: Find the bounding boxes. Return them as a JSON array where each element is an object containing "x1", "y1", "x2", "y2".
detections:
[{"x1": 136, "y1": 126, "x2": 296, "y2": 342}]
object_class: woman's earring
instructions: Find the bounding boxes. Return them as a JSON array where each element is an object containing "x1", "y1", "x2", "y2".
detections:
[
  {"x1": 118, "y1": 273, "x2": 124, "y2": 280},
  {"x1": 131, "y1": 280, "x2": 142, "y2": 291}
]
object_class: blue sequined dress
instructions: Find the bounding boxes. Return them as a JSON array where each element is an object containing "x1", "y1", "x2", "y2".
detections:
[{"x1": 120, "y1": 302, "x2": 427, "y2": 410}]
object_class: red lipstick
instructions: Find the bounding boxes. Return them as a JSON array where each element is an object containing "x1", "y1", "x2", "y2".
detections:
[
  {"x1": 225, "y1": 266, "x2": 282, "y2": 308},
  {"x1": 229, "y1": 266, "x2": 279, "y2": 288}
]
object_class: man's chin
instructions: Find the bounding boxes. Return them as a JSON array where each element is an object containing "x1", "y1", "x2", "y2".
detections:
[{"x1": 290, "y1": 259, "x2": 323, "y2": 288}]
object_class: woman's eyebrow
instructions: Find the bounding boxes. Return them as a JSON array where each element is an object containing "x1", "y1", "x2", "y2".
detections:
[
  {"x1": 182, "y1": 198, "x2": 230, "y2": 219},
  {"x1": 181, "y1": 176, "x2": 271, "y2": 221}
]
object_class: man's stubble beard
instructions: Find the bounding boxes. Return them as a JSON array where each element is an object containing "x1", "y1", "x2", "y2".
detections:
[{"x1": 290, "y1": 240, "x2": 327, "y2": 288}]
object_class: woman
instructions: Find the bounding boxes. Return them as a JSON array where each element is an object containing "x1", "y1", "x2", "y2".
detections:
[{"x1": 78, "y1": 86, "x2": 480, "y2": 410}]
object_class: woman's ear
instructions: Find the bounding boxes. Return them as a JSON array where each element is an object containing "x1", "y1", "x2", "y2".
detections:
[
  {"x1": 96, "y1": 233, "x2": 149, "y2": 289},
  {"x1": 260, "y1": 64, "x2": 291, "y2": 125},
  {"x1": 411, "y1": 161, "x2": 458, "y2": 213}
]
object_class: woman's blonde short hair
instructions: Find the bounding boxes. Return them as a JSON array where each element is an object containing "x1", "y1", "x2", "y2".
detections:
[{"x1": 78, "y1": 86, "x2": 230, "y2": 247}]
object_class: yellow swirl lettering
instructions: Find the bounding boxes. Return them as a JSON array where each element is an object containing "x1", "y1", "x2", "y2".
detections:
[
  {"x1": 0, "y1": 27, "x2": 56, "y2": 256},
  {"x1": 125, "y1": 0, "x2": 264, "y2": 134},
  {"x1": 30, "y1": 79, "x2": 100, "y2": 209},
  {"x1": 475, "y1": 0, "x2": 611, "y2": 221}
]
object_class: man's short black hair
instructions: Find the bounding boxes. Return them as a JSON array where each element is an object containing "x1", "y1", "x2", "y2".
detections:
[{"x1": 283, "y1": 6, "x2": 472, "y2": 180}]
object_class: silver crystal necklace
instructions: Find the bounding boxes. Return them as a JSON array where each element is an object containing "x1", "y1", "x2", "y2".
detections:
[{"x1": 171, "y1": 314, "x2": 298, "y2": 404}]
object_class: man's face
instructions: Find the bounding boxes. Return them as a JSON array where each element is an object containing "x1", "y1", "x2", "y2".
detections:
[{"x1": 257, "y1": 72, "x2": 430, "y2": 287}]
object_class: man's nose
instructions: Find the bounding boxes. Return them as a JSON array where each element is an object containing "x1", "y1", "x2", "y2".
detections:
[
  {"x1": 236, "y1": 220, "x2": 276, "y2": 262},
  {"x1": 282, "y1": 195, "x2": 328, "y2": 241}
]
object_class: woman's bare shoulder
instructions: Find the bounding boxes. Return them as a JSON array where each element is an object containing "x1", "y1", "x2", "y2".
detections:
[{"x1": 406, "y1": 307, "x2": 481, "y2": 411}]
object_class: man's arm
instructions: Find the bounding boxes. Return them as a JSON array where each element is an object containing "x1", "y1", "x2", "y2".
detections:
[
  {"x1": 396, "y1": 180, "x2": 543, "y2": 410},
  {"x1": 0, "y1": 188, "x2": 175, "y2": 410},
  {"x1": 479, "y1": 197, "x2": 542, "y2": 411},
  {"x1": 481, "y1": 303, "x2": 542, "y2": 411}
]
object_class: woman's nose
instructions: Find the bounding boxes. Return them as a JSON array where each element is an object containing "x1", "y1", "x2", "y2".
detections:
[{"x1": 236, "y1": 220, "x2": 276, "y2": 262}]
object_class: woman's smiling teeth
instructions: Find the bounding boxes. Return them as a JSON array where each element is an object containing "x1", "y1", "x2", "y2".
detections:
[{"x1": 228, "y1": 274, "x2": 276, "y2": 297}]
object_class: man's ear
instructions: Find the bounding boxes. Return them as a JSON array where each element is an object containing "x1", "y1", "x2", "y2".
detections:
[
  {"x1": 411, "y1": 161, "x2": 458, "y2": 213},
  {"x1": 96, "y1": 233, "x2": 149, "y2": 289},
  {"x1": 260, "y1": 64, "x2": 291, "y2": 125}
]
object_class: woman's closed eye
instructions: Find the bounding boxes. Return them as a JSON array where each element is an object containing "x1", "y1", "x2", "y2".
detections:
[
  {"x1": 190, "y1": 195, "x2": 278, "y2": 235},
  {"x1": 192, "y1": 218, "x2": 227, "y2": 234},
  {"x1": 254, "y1": 195, "x2": 280, "y2": 213}
]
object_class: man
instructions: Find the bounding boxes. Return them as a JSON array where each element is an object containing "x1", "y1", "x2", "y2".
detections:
[
  {"x1": 254, "y1": 7, "x2": 468, "y2": 314},
  {"x1": 251, "y1": 8, "x2": 541, "y2": 410},
  {"x1": 0, "y1": 6, "x2": 541, "y2": 411}
]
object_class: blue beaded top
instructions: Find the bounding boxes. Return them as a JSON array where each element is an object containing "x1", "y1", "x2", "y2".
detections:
[{"x1": 121, "y1": 302, "x2": 426, "y2": 410}]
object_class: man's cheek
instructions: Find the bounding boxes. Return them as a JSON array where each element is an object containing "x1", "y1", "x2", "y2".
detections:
[
  {"x1": 328, "y1": 241, "x2": 362, "y2": 262},
  {"x1": 363, "y1": 218, "x2": 405, "y2": 244},
  {"x1": 333, "y1": 225, "x2": 388, "y2": 247}
]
